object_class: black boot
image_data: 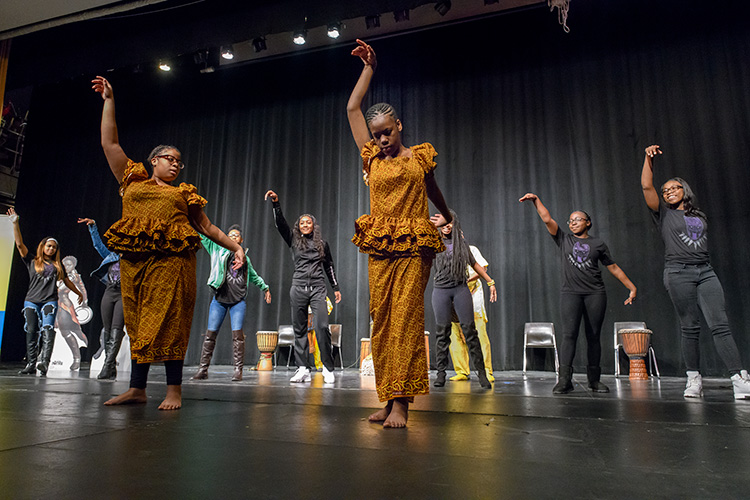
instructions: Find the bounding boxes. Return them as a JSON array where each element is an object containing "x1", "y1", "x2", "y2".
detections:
[
  {"x1": 553, "y1": 365, "x2": 574, "y2": 394},
  {"x1": 462, "y1": 322, "x2": 492, "y2": 389},
  {"x1": 98, "y1": 328, "x2": 125, "y2": 380},
  {"x1": 19, "y1": 328, "x2": 39, "y2": 375},
  {"x1": 61, "y1": 331, "x2": 81, "y2": 371},
  {"x1": 192, "y1": 330, "x2": 217, "y2": 379},
  {"x1": 434, "y1": 323, "x2": 451, "y2": 387},
  {"x1": 587, "y1": 366, "x2": 610, "y2": 393},
  {"x1": 36, "y1": 327, "x2": 56, "y2": 376},
  {"x1": 231, "y1": 330, "x2": 245, "y2": 381}
]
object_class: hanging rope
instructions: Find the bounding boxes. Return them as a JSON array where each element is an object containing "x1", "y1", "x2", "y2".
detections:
[{"x1": 549, "y1": 0, "x2": 571, "y2": 33}]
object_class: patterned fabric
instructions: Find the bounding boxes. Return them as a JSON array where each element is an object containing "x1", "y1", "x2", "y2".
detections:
[
  {"x1": 105, "y1": 160, "x2": 206, "y2": 254},
  {"x1": 106, "y1": 159, "x2": 205, "y2": 363},
  {"x1": 369, "y1": 255, "x2": 432, "y2": 402},
  {"x1": 352, "y1": 142, "x2": 445, "y2": 257},
  {"x1": 353, "y1": 141, "x2": 444, "y2": 402},
  {"x1": 121, "y1": 251, "x2": 197, "y2": 363}
]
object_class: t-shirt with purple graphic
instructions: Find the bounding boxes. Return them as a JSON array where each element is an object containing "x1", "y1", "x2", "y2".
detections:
[
  {"x1": 106, "y1": 261, "x2": 121, "y2": 289},
  {"x1": 551, "y1": 227, "x2": 615, "y2": 294},
  {"x1": 215, "y1": 255, "x2": 247, "y2": 304},
  {"x1": 22, "y1": 253, "x2": 59, "y2": 303},
  {"x1": 650, "y1": 206, "x2": 709, "y2": 265}
]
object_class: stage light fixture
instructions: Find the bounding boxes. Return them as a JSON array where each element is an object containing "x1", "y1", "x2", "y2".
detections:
[
  {"x1": 293, "y1": 29, "x2": 307, "y2": 45},
  {"x1": 221, "y1": 45, "x2": 234, "y2": 60},
  {"x1": 394, "y1": 9, "x2": 410, "y2": 22},
  {"x1": 252, "y1": 37, "x2": 267, "y2": 53},
  {"x1": 365, "y1": 14, "x2": 380, "y2": 29},
  {"x1": 158, "y1": 61, "x2": 171, "y2": 71},
  {"x1": 434, "y1": 1, "x2": 452, "y2": 16},
  {"x1": 327, "y1": 22, "x2": 341, "y2": 39}
]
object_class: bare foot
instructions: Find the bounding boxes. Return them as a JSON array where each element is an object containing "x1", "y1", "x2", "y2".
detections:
[
  {"x1": 368, "y1": 399, "x2": 393, "y2": 422},
  {"x1": 104, "y1": 387, "x2": 147, "y2": 406},
  {"x1": 158, "y1": 385, "x2": 182, "y2": 411},
  {"x1": 383, "y1": 398, "x2": 408, "y2": 428}
]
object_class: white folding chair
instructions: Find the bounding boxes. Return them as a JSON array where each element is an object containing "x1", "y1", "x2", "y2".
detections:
[
  {"x1": 523, "y1": 322, "x2": 559, "y2": 377},
  {"x1": 613, "y1": 321, "x2": 660, "y2": 378}
]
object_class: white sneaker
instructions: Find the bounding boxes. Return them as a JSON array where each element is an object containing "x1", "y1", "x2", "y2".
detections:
[
  {"x1": 322, "y1": 367, "x2": 335, "y2": 384},
  {"x1": 684, "y1": 371, "x2": 703, "y2": 398},
  {"x1": 290, "y1": 367, "x2": 311, "y2": 383},
  {"x1": 731, "y1": 371, "x2": 750, "y2": 400}
]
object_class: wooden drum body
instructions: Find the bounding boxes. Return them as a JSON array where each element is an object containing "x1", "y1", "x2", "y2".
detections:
[
  {"x1": 619, "y1": 328, "x2": 652, "y2": 380},
  {"x1": 256, "y1": 330, "x2": 279, "y2": 371}
]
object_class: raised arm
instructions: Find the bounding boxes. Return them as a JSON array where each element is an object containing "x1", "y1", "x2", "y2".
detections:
[
  {"x1": 641, "y1": 145, "x2": 662, "y2": 211},
  {"x1": 347, "y1": 39, "x2": 377, "y2": 152},
  {"x1": 78, "y1": 218, "x2": 111, "y2": 259},
  {"x1": 265, "y1": 190, "x2": 293, "y2": 247},
  {"x1": 6, "y1": 208, "x2": 28, "y2": 258},
  {"x1": 606, "y1": 263, "x2": 637, "y2": 305},
  {"x1": 519, "y1": 193, "x2": 559, "y2": 235},
  {"x1": 92, "y1": 76, "x2": 129, "y2": 182},
  {"x1": 188, "y1": 206, "x2": 244, "y2": 270}
]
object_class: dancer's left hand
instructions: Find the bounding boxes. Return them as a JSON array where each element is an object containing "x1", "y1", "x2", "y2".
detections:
[
  {"x1": 264, "y1": 289, "x2": 272, "y2": 304},
  {"x1": 430, "y1": 213, "x2": 449, "y2": 227},
  {"x1": 489, "y1": 285, "x2": 497, "y2": 303},
  {"x1": 232, "y1": 248, "x2": 245, "y2": 270},
  {"x1": 334, "y1": 291, "x2": 342, "y2": 304},
  {"x1": 624, "y1": 289, "x2": 636, "y2": 305}
]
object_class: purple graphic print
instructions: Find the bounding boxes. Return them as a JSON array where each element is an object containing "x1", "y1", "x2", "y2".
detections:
[
  {"x1": 679, "y1": 215, "x2": 707, "y2": 249},
  {"x1": 567, "y1": 241, "x2": 593, "y2": 270}
]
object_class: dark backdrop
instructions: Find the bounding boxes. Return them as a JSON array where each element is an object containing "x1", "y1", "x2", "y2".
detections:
[{"x1": 3, "y1": 0, "x2": 750, "y2": 376}]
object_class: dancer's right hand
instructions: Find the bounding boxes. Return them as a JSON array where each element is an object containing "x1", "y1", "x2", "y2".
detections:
[
  {"x1": 352, "y1": 39, "x2": 377, "y2": 69},
  {"x1": 518, "y1": 193, "x2": 538, "y2": 202},
  {"x1": 264, "y1": 190, "x2": 278, "y2": 202},
  {"x1": 645, "y1": 145, "x2": 662, "y2": 158},
  {"x1": 77, "y1": 218, "x2": 95, "y2": 226},
  {"x1": 6, "y1": 207, "x2": 18, "y2": 224},
  {"x1": 91, "y1": 76, "x2": 113, "y2": 100}
]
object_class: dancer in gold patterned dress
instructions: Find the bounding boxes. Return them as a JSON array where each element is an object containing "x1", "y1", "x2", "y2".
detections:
[
  {"x1": 92, "y1": 76, "x2": 244, "y2": 410},
  {"x1": 347, "y1": 40, "x2": 453, "y2": 428}
]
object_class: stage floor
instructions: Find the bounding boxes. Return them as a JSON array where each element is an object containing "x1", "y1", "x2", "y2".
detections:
[{"x1": 1, "y1": 364, "x2": 749, "y2": 499}]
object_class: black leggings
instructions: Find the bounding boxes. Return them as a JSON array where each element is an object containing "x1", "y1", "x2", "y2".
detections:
[
  {"x1": 559, "y1": 292, "x2": 607, "y2": 367},
  {"x1": 130, "y1": 359, "x2": 184, "y2": 389},
  {"x1": 101, "y1": 285, "x2": 124, "y2": 331},
  {"x1": 431, "y1": 285, "x2": 474, "y2": 325}
]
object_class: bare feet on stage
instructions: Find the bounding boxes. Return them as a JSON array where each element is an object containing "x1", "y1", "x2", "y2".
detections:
[
  {"x1": 368, "y1": 399, "x2": 393, "y2": 423},
  {"x1": 158, "y1": 385, "x2": 182, "y2": 411},
  {"x1": 383, "y1": 398, "x2": 408, "y2": 428},
  {"x1": 104, "y1": 387, "x2": 147, "y2": 406}
]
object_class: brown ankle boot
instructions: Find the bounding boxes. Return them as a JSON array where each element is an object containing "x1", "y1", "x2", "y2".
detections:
[
  {"x1": 192, "y1": 330, "x2": 217, "y2": 379},
  {"x1": 231, "y1": 330, "x2": 245, "y2": 381}
]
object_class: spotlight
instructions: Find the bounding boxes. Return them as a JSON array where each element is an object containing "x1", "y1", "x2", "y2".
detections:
[
  {"x1": 220, "y1": 45, "x2": 234, "y2": 60},
  {"x1": 365, "y1": 14, "x2": 380, "y2": 29},
  {"x1": 327, "y1": 22, "x2": 341, "y2": 39},
  {"x1": 158, "y1": 61, "x2": 171, "y2": 71},
  {"x1": 293, "y1": 29, "x2": 307, "y2": 45},
  {"x1": 394, "y1": 9, "x2": 409, "y2": 22},
  {"x1": 435, "y1": 1, "x2": 452, "y2": 16},
  {"x1": 252, "y1": 37, "x2": 267, "y2": 53}
]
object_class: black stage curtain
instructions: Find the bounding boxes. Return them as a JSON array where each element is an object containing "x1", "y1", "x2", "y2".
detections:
[{"x1": 3, "y1": 0, "x2": 750, "y2": 376}]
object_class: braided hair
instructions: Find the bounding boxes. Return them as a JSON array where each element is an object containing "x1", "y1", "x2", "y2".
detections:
[
  {"x1": 364, "y1": 102, "x2": 399, "y2": 126},
  {"x1": 292, "y1": 214, "x2": 325, "y2": 258},
  {"x1": 435, "y1": 210, "x2": 473, "y2": 283}
]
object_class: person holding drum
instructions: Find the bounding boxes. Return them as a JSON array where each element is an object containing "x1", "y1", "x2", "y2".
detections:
[
  {"x1": 79, "y1": 217, "x2": 126, "y2": 380},
  {"x1": 641, "y1": 145, "x2": 750, "y2": 399},
  {"x1": 6, "y1": 207, "x2": 84, "y2": 376},
  {"x1": 264, "y1": 190, "x2": 341, "y2": 385},
  {"x1": 192, "y1": 225, "x2": 271, "y2": 381},
  {"x1": 520, "y1": 193, "x2": 637, "y2": 394}
]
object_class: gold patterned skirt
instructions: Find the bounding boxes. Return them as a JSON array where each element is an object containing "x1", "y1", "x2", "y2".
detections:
[
  {"x1": 120, "y1": 250, "x2": 197, "y2": 363},
  {"x1": 368, "y1": 254, "x2": 432, "y2": 402}
]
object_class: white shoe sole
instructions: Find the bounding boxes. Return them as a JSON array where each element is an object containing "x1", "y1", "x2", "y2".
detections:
[{"x1": 684, "y1": 391, "x2": 703, "y2": 398}]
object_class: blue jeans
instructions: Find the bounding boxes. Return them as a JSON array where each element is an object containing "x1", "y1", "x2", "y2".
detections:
[
  {"x1": 206, "y1": 297, "x2": 246, "y2": 331},
  {"x1": 663, "y1": 263, "x2": 741, "y2": 373},
  {"x1": 23, "y1": 300, "x2": 58, "y2": 335}
]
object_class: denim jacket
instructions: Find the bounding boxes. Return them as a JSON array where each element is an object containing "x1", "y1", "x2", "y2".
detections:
[{"x1": 88, "y1": 223, "x2": 120, "y2": 284}]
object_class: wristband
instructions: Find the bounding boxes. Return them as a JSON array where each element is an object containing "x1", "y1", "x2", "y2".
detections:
[{"x1": 487, "y1": 280, "x2": 495, "y2": 287}]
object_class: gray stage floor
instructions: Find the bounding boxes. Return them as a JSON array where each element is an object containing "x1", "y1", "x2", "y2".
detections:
[{"x1": 1, "y1": 364, "x2": 749, "y2": 499}]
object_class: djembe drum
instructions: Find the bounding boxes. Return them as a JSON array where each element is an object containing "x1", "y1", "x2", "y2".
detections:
[
  {"x1": 256, "y1": 331, "x2": 279, "y2": 371},
  {"x1": 619, "y1": 328, "x2": 652, "y2": 380}
]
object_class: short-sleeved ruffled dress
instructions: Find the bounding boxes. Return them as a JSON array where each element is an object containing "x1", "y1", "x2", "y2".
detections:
[
  {"x1": 104, "y1": 160, "x2": 206, "y2": 363},
  {"x1": 352, "y1": 141, "x2": 445, "y2": 402}
]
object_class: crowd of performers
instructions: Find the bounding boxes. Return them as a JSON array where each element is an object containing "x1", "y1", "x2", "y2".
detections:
[{"x1": 7, "y1": 40, "x2": 750, "y2": 424}]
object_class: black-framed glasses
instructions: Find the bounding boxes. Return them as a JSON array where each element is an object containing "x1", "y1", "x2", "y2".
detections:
[
  {"x1": 662, "y1": 185, "x2": 683, "y2": 194},
  {"x1": 567, "y1": 217, "x2": 588, "y2": 225},
  {"x1": 155, "y1": 155, "x2": 185, "y2": 170}
]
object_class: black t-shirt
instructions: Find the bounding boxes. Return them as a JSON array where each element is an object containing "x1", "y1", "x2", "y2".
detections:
[
  {"x1": 215, "y1": 256, "x2": 247, "y2": 304},
  {"x1": 650, "y1": 206, "x2": 709, "y2": 265},
  {"x1": 23, "y1": 254, "x2": 59, "y2": 303},
  {"x1": 106, "y1": 261, "x2": 121, "y2": 290},
  {"x1": 551, "y1": 227, "x2": 614, "y2": 294},
  {"x1": 433, "y1": 239, "x2": 477, "y2": 289}
]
